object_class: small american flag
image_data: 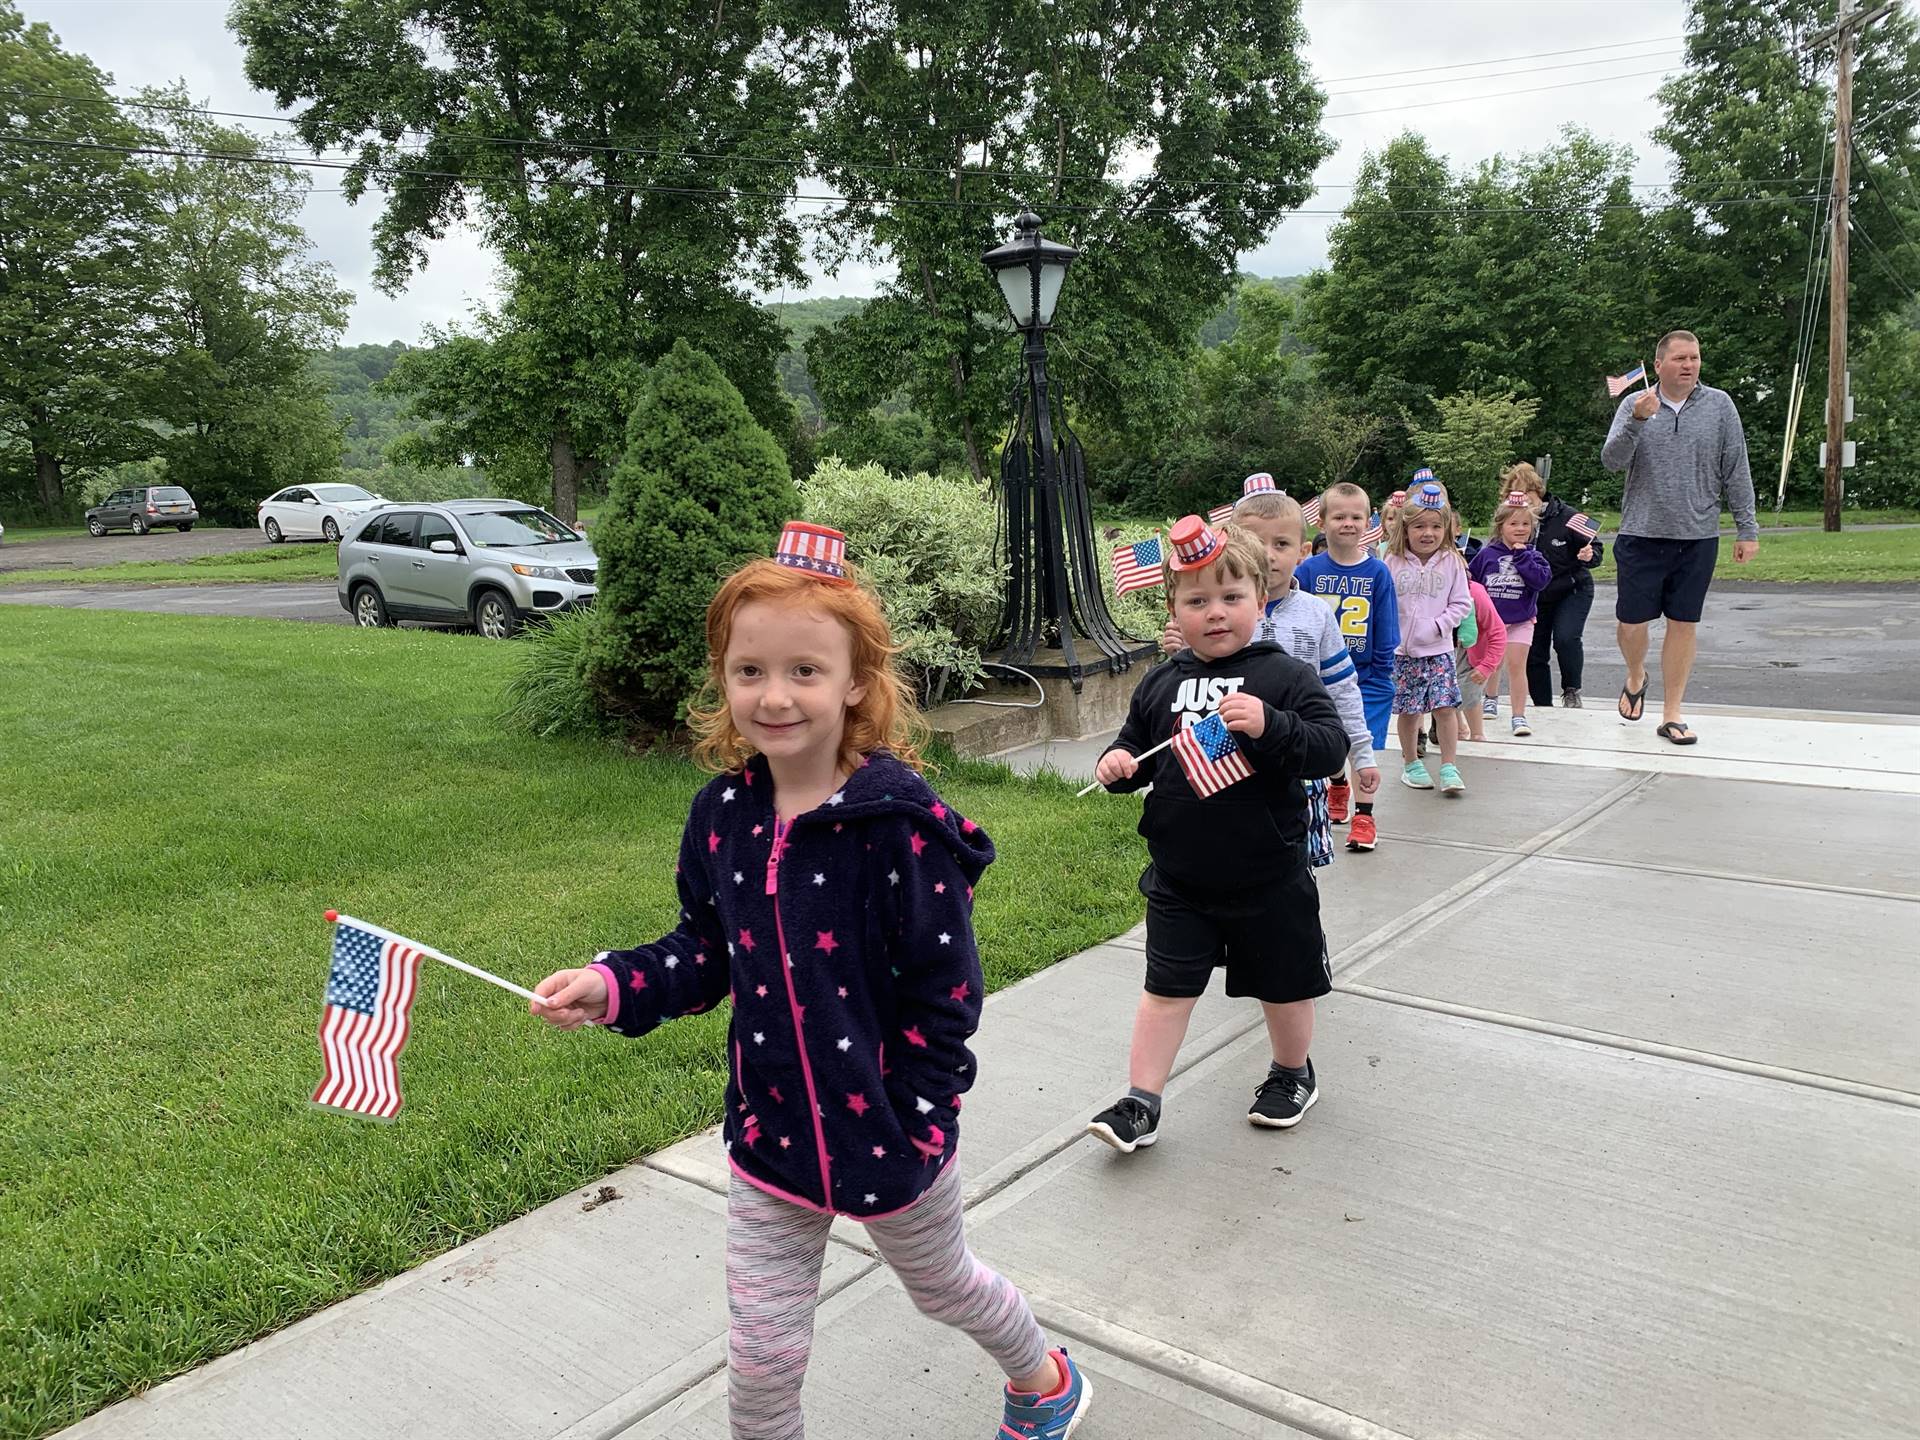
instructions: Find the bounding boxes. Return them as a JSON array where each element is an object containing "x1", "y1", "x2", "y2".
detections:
[
  {"x1": 313, "y1": 918, "x2": 425, "y2": 1120},
  {"x1": 1606, "y1": 364, "x2": 1647, "y2": 397},
  {"x1": 1171, "y1": 712, "x2": 1254, "y2": 797},
  {"x1": 1360, "y1": 511, "x2": 1384, "y2": 548},
  {"x1": 1206, "y1": 502, "x2": 1236, "y2": 525},
  {"x1": 1566, "y1": 512, "x2": 1598, "y2": 541},
  {"x1": 1111, "y1": 535, "x2": 1165, "y2": 595},
  {"x1": 1301, "y1": 495, "x2": 1323, "y2": 528}
]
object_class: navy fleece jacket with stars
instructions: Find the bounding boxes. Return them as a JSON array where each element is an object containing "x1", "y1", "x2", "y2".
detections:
[{"x1": 586, "y1": 751, "x2": 991, "y2": 1220}]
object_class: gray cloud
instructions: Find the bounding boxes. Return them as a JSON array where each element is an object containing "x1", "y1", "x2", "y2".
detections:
[{"x1": 27, "y1": 0, "x2": 1687, "y2": 342}]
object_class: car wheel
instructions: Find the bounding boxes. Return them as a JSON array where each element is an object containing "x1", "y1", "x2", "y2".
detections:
[
  {"x1": 131, "y1": 515, "x2": 149, "y2": 535},
  {"x1": 472, "y1": 589, "x2": 521, "y2": 639},
  {"x1": 264, "y1": 518, "x2": 283, "y2": 543},
  {"x1": 178, "y1": 523, "x2": 194, "y2": 533},
  {"x1": 87, "y1": 517, "x2": 106, "y2": 536},
  {"x1": 322, "y1": 517, "x2": 341, "y2": 544},
  {"x1": 352, "y1": 584, "x2": 393, "y2": 628}
]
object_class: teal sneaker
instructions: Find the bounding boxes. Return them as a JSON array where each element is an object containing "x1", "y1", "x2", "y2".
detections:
[
  {"x1": 1400, "y1": 760, "x2": 1434, "y2": 789},
  {"x1": 1439, "y1": 763, "x2": 1465, "y2": 795},
  {"x1": 1000, "y1": 1348, "x2": 1091, "y2": 1438}
]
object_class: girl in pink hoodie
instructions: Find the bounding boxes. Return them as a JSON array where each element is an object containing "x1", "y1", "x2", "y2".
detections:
[
  {"x1": 1459, "y1": 579, "x2": 1508, "y2": 741},
  {"x1": 1383, "y1": 481, "x2": 1471, "y2": 794}
]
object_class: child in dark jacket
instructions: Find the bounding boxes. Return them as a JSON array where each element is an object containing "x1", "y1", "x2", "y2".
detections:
[
  {"x1": 1086, "y1": 517, "x2": 1350, "y2": 1153},
  {"x1": 532, "y1": 523, "x2": 1088, "y2": 1440},
  {"x1": 1468, "y1": 491, "x2": 1554, "y2": 738}
]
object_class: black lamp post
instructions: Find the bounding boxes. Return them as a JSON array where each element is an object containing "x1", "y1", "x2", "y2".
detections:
[{"x1": 980, "y1": 210, "x2": 1145, "y2": 690}]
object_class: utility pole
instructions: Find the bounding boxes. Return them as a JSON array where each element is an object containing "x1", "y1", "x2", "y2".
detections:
[
  {"x1": 1812, "y1": 0, "x2": 1899, "y2": 532},
  {"x1": 1823, "y1": 0, "x2": 1855, "y2": 533}
]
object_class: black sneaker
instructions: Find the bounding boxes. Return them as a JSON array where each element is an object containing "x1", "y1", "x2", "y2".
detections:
[
  {"x1": 1248, "y1": 1061, "x2": 1318, "y2": 1129},
  {"x1": 1087, "y1": 1096, "x2": 1160, "y2": 1153}
]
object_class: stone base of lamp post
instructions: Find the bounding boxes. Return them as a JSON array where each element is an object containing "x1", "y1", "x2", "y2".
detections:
[{"x1": 923, "y1": 642, "x2": 1161, "y2": 759}]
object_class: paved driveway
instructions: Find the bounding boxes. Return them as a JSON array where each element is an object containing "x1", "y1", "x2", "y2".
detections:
[
  {"x1": 0, "y1": 526, "x2": 298, "y2": 572},
  {"x1": 0, "y1": 582, "x2": 350, "y2": 623}
]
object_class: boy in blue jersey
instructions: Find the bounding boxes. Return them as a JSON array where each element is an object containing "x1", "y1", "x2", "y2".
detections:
[{"x1": 1295, "y1": 482, "x2": 1400, "y2": 852}]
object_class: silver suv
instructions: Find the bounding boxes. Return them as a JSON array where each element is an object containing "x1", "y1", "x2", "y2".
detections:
[{"x1": 336, "y1": 500, "x2": 598, "y2": 637}]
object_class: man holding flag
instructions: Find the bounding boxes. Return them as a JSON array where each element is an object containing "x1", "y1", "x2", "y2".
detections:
[{"x1": 1601, "y1": 330, "x2": 1759, "y2": 745}]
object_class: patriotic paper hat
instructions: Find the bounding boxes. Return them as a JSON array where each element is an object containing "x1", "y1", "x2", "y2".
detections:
[
  {"x1": 1503, "y1": 490, "x2": 1532, "y2": 507},
  {"x1": 1167, "y1": 514, "x2": 1226, "y2": 572},
  {"x1": 1385, "y1": 489, "x2": 1409, "y2": 510},
  {"x1": 1239, "y1": 472, "x2": 1278, "y2": 501},
  {"x1": 1411, "y1": 467, "x2": 1436, "y2": 485},
  {"x1": 773, "y1": 521, "x2": 851, "y2": 584},
  {"x1": 1411, "y1": 481, "x2": 1447, "y2": 511}
]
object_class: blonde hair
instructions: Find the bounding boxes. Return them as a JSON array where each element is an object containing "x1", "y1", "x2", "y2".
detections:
[
  {"x1": 1231, "y1": 492, "x2": 1304, "y2": 536},
  {"x1": 1491, "y1": 492, "x2": 1542, "y2": 543},
  {"x1": 1501, "y1": 461, "x2": 1546, "y2": 501},
  {"x1": 1323, "y1": 480, "x2": 1370, "y2": 511},
  {"x1": 687, "y1": 558, "x2": 925, "y2": 775},
  {"x1": 1385, "y1": 483, "x2": 1464, "y2": 564},
  {"x1": 1163, "y1": 523, "x2": 1270, "y2": 601}
]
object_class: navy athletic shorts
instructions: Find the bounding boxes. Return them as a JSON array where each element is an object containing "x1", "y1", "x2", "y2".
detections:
[{"x1": 1613, "y1": 534, "x2": 1719, "y2": 625}]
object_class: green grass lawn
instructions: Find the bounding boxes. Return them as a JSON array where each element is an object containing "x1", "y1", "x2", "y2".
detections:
[
  {"x1": 0, "y1": 545, "x2": 338, "y2": 588},
  {"x1": 1584, "y1": 506, "x2": 1919, "y2": 532},
  {"x1": 1586, "y1": 526, "x2": 1920, "y2": 584},
  {"x1": 0, "y1": 609, "x2": 1148, "y2": 1439}
]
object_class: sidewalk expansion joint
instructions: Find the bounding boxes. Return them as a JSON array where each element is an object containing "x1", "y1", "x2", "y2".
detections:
[
  {"x1": 1519, "y1": 848, "x2": 1920, "y2": 905},
  {"x1": 1027, "y1": 1297, "x2": 1420, "y2": 1440},
  {"x1": 1338, "y1": 982, "x2": 1920, "y2": 1111},
  {"x1": 1333, "y1": 773, "x2": 1653, "y2": 988}
]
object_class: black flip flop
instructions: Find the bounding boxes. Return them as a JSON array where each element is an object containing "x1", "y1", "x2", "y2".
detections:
[
  {"x1": 1656, "y1": 721, "x2": 1698, "y2": 746},
  {"x1": 1618, "y1": 680, "x2": 1648, "y2": 721}
]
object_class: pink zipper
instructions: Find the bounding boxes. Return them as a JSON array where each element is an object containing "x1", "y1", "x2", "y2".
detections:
[{"x1": 766, "y1": 815, "x2": 833, "y2": 1206}]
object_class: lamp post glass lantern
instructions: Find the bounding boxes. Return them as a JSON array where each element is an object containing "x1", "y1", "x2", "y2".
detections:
[{"x1": 981, "y1": 211, "x2": 1144, "y2": 687}]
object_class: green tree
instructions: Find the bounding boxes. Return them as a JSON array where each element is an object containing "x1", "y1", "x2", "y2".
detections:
[
  {"x1": 1653, "y1": 0, "x2": 1920, "y2": 505},
  {"x1": 234, "y1": 0, "x2": 814, "y2": 521},
  {"x1": 584, "y1": 341, "x2": 796, "y2": 731},
  {"x1": 0, "y1": 5, "x2": 157, "y2": 514},
  {"x1": 805, "y1": 0, "x2": 1331, "y2": 480},
  {"x1": 1406, "y1": 390, "x2": 1541, "y2": 526},
  {"x1": 137, "y1": 89, "x2": 350, "y2": 523},
  {"x1": 1849, "y1": 302, "x2": 1920, "y2": 508}
]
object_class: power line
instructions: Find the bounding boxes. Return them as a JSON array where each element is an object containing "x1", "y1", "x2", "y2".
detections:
[
  {"x1": 1854, "y1": 141, "x2": 1920, "y2": 252},
  {"x1": 1322, "y1": 48, "x2": 1679, "y2": 97},
  {"x1": 1315, "y1": 34, "x2": 1683, "y2": 86},
  {"x1": 0, "y1": 131, "x2": 1829, "y2": 220},
  {"x1": 1852, "y1": 215, "x2": 1920, "y2": 301},
  {"x1": 1324, "y1": 66, "x2": 1676, "y2": 119}
]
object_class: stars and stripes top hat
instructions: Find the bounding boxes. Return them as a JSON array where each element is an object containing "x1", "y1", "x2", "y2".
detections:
[
  {"x1": 1240, "y1": 472, "x2": 1278, "y2": 500},
  {"x1": 773, "y1": 521, "x2": 852, "y2": 584},
  {"x1": 1167, "y1": 514, "x2": 1226, "y2": 572},
  {"x1": 1411, "y1": 480, "x2": 1447, "y2": 511},
  {"x1": 1504, "y1": 490, "x2": 1532, "y2": 507},
  {"x1": 1385, "y1": 489, "x2": 1409, "y2": 510},
  {"x1": 1411, "y1": 467, "x2": 1436, "y2": 485}
]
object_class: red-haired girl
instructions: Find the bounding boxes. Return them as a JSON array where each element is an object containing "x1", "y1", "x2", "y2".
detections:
[{"x1": 531, "y1": 523, "x2": 1088, "y2": 1439}]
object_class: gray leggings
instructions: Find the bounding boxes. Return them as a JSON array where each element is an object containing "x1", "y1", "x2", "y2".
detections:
[{"x1": 724, "y1": 1160, "x2": 1048, "y2": 1438}]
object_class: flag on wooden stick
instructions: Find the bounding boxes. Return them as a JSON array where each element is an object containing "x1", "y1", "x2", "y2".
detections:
[
  {"x1": 1171, "y1": 713, "x2": 1253, "y2": 797},
  {"x1": 1110, "y1": 535, "x2": 1166, "y2": 595},
  {"x1": 1606, "y1": 364, "x2": 1647, "y2": 397},
  {"x1": 1566, "y1": 512, "x2": 1599, "y2": 541}
]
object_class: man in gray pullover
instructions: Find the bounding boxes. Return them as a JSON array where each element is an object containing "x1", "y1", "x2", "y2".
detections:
[{"x1": 1600, "y1": 329, "x2": 1759, "y2": 744}]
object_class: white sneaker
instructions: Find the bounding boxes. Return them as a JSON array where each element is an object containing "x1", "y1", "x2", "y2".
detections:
[{"x1": 1511, "y1": 714, "x2": 1532, "y2": 737}]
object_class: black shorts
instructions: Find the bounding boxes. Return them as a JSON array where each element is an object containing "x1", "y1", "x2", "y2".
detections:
[
  {"x1": 1613, "y1": 534, "x2": 1718, "y2": 625},
  {"x1": 1140, "y1": 864, "x2": 1331, "y2": 1004}
]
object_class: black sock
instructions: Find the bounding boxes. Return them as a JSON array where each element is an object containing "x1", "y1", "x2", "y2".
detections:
[
  {"x1": 1356, "y1": 801, "x2": 1374, "y2": 816},
  {"x1": 1126, "y1": 1085, "x2": 1162, "y2": 1117},
  {"x1": 1268, "y1": 1060, "x2": 1310, "y2": 1082}
]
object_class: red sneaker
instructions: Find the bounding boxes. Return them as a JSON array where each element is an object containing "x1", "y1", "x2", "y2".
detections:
[
  {"x1": 1346, "y1": 813, "x2": 1377, "y2": 851},
  {"x1": 1327, "y1": 779, "x2": 1352, "y2": 825}
]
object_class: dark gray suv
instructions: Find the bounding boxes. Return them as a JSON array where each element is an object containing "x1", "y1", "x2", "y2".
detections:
[
  {"x1": 336, "y1": 500, "x2": 598, "y2": 637},
  {"x1": 86, "y1": 486, "x2": 199, "y2": 535}
]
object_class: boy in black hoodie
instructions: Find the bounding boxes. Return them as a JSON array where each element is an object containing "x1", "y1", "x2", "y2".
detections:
[{"x1": 1086, "y1": 517, "x2": 1351, "y2": 1154}]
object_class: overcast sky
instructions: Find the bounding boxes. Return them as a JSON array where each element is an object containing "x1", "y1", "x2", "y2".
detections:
[{"x1": 28, "y1": 0, "x2": 1691, "y2": 345}]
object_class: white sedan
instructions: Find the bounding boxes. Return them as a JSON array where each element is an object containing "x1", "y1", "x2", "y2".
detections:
[{"x1": 258, "y1": 482, "x2": 390, "y2": 544}]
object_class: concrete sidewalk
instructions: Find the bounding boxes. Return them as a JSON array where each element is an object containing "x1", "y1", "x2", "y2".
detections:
[{"x1": 60, "y1": 704, "x2": 1920, "y2": 1439}]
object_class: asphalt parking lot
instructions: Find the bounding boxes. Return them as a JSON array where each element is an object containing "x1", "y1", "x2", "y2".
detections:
[{"x1": 0, "y1": 525, "x2": 289, "y2": 572}]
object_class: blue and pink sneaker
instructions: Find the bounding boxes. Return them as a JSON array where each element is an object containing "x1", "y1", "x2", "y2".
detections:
[{"x1": 999, "y1": 1348, "x2": 1091, "y2": 1438}]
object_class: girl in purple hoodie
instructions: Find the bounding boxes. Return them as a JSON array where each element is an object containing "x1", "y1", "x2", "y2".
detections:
[
  {"x1": 1469, "y1": 492, "x2": 1555, "y2": 737},
  {"x1": 531, "y1": 524, "x2": 1088, "y2": 1440},
  {"x1": 1383, "y1": 481, "x2": 1472, "y2": 794}
]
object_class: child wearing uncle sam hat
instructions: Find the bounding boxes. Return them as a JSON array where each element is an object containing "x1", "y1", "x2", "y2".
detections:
[
  {"x1": 1382, "y1": 479, "x2": 1472, "y2": 794},
  {"x1": 533, "y1": 522, "x2": 1090, "y2": 1439},
  {"x1": 1469, "y1": 490, "x2": 1554, "y2": 738},
  {"x1": 1089, "y1": 515, "x2": 1351, "y2": 1151}
]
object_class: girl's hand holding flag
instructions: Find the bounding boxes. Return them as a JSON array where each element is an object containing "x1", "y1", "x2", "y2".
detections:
[{"x1": 530, "y1": 966, "x2": 611, "y2": 1030}]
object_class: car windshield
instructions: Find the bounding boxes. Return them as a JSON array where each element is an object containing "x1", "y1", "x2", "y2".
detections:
[
  {"x1": 460, "y1": 509, "x2": 579, "y2": 547},
  {"x1": 312, "y1": 484, "x2": 375, "y2": 503},
  {"x1": 153, "y1": 487, "x2": 193, "y2": 502}
]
